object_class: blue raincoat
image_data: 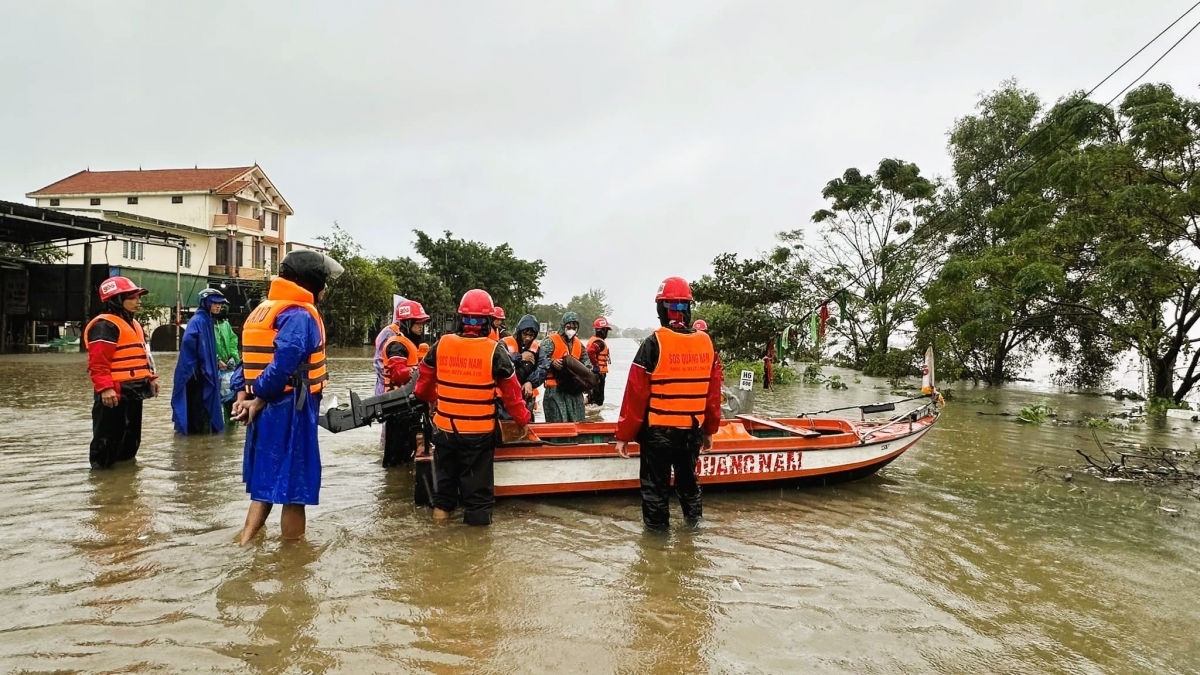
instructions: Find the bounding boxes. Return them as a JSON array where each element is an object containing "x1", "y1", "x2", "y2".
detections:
[
  {"x1": 235, "y1": 306, "x2": 324, "y2": 505},
  {"x1": 171, "y1": 305, "x2": 224, "y2": 434}
]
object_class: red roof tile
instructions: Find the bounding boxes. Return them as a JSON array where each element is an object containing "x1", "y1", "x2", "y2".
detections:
[
  {"x1": 214, "y1": 180, "x2": 252, "y2": 196},
  {"x1": 28, "y1": 166, "x2": 254, "y2": 196}
]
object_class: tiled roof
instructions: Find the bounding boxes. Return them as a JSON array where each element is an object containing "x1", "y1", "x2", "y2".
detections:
[
  {"x1": 28, "y1": 167, "x2": 254, "y2": 196},
  {"x1": 215, "y1": 180, "x2": 252, "y2": 195}
]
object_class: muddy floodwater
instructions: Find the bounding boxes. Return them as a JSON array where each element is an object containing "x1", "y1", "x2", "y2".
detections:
[{"x1": 3, "y1": 338, "x2": 1200, "y2": 673}]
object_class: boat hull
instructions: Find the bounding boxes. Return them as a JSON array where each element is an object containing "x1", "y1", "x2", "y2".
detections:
[{"x1": 415, "y1": 412, "x2": 937, "y2": 498}]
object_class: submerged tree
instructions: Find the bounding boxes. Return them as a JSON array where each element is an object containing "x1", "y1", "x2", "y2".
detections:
[
  {"x1": 811, "y1": 159, "x2": 937, "y2": 370},
  {"x1": 318, "y1": 224, "x2": 397, "y2": 346}
]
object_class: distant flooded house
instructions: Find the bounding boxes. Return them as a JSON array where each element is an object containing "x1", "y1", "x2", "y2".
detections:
[{"x1": 26, "y1": 165, "x2": 294, "y2": 314}]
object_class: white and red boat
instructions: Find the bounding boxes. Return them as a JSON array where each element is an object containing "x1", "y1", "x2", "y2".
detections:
[{"x1": 416, "y1": 400, "x2": 940, "y2": 497}]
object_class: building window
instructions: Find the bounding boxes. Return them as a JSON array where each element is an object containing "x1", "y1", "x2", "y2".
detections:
[
  {"x1": 221, "y1": 200, "x2": 228, "y2": 215},
  {"x1": 216, "y1": 242, "x2": 228, "y2": 266},
  {"x1": 254, "y1": 240, "x2": 264, "y2": 268},
  {"x1": 49, "y1": 198, "x2": 60, "y2": 206},
  {"x1": 270, "y1": 212, "x2": 279, "y2": 231},
  {"x1": 178, "y1": 247, "x2": 191, "y2": 268},
  {"x1": 127, "y1": 197, "x2": 138, "y2": 205},
  {"x1": 172, "y1": 195, "x2": 183, "y2": 204},
  {"x1": 122, "y1": 241, "x2": 144, "y2": 261},
  {"x1": 236, "y1": 241, "x2": 244, "y2": 267},
  {"x1": 269, "y1": 245, "x2": 279, "y2": 271},
  {"x1": 90, "y1": 198, "x2": 101, "y2": 206}
]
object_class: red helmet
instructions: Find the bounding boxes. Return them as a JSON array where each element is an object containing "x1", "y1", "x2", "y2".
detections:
[
  {"x1": 458, "y1": 289, "x2": 494, "y2": 316},
  {"x1": 492, "y1": 306, "x2": 506, "y2": 320},
  {"x1": 395, "y1": 299, "x2": 430, "y2": 322},
  {"x1": 655, "y1": 276, "x2": 693, "y2": 302},
  {"x1": 594, "y1": 317, "x2": 610, "y2": 330},
  {"x1": 692, "y1": 319, "x2": 708, "y2": 332},
  {"x1": 99, "y1": 276, "x2": 148, "y2": 302}
]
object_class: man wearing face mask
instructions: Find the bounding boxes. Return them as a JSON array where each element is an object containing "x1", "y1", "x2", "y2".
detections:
[
  {"x1": 539, "y1": 311, "x2": 593, "y2": 423},
  {"x1": 379, "y1": 299, "x2": 431, "y2": 467},
  {"x1": 231, "y1": 249, "x2": 343, "y2": 545},
  {"x1": 615, "y1": 277, "x2": 723, "y2": 530},
  {"x1": 501, "y1": 314, "x2": 548, "y2": 420},
  {"x1": 84, "y1": 276, "x2": 159, "y2": 469}
]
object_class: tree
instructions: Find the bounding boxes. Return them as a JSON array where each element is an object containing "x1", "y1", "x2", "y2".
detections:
[
  {"x1": 0, "y1": 243, "x2": 66, "y2": 263},
  {"x1": 916, "y1": 82, "x2": 1055, "y2": 383},
  {"x1": 413, "y1": 230, "x2": 545, "y2": 317},
  {"x1": 1029, "y1": 84, "x2": 1200, "y2": 401},
  {"x1": 375, "y1": 256, "x2": 455, "y2": 322},
  {"x1": 691, "y1": 230, "x2": 816, "y2": 361},
  {"x1": 318, "y1": 224, "x2": 396, "y2": 346},
  {"x1": 565, "y1": 288, "x2": 614, "y2": 338},
  {"x1": 811, "y1": 159, "x2": 938, "y2": 370}
]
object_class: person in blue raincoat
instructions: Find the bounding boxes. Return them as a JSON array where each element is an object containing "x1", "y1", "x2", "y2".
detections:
[
  {"x1": 171, "y1": 288, "x2": 228, "y2": 435},
  {"x1": 231, "y1": 250, "x2": 343, "y2": 545}
]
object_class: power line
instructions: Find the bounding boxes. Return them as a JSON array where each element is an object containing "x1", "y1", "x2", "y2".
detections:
[{"x1": 793, "y1": 4, "x2": 1200, "y2": 333}]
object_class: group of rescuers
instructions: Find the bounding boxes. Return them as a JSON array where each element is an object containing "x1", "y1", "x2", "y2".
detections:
[{"x1": 84, "y1": 250, "x2": 722, "y2": 542}]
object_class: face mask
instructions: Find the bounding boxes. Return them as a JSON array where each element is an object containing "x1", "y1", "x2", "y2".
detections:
[{"x1": 565, "y1": 329, "x2": 577, "y2": 339}]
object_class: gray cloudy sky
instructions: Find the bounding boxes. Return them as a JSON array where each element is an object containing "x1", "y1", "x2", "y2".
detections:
[{"x1": 2, "y1": 1, "x2": 1198, "y2": 326}]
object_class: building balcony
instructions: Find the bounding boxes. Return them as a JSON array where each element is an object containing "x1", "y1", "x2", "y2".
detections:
[
  {"x1": 211, "y1": 214, "x2": 263, "y2": 231},
  {"x1": 208, "y1": 265, "x2": 269, "y2": 280}
]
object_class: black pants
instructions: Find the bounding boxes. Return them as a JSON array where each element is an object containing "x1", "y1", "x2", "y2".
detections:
[
  {"x1": 639, "y1": 427, "x2": 703, "y2": 530},
  {"x1": 588, "y1": 373, "x2": 607, "y2": 406},
  {"x1": 90, "y1": 395, "x2": 143, "y2": 469},
  {"x1": 430, "y1": 430, "x2": 496, "y2": 526},
  {"x1": 185, "y1": 373, "x2": 212, "y2": 434},
  {"x1": 382, "y1": 421, "x2": 417, "y2": 467}
]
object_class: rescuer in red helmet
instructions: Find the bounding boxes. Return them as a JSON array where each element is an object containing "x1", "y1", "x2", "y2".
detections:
[
  {"x1": 84, "y1": 276, "x2": 159, "y2": 469},
  {"x1": 615, "y1": 276, "x2": 723, "y2": 530},
  {"x1": 692, "y1": 319, "x2": 708, "y2": 332},
  {"x1": 415, "y1": 289, "x2": 531, "y2": 525},
  {"x1": 586, "y1": 316, "x2": 612, "y2": 407},
  {"x1": 378, "y1": 299, "x2": 432, "y2": 467},
  {"x1": 489, "y1": 305, "x2": 507, "y2": 341}
]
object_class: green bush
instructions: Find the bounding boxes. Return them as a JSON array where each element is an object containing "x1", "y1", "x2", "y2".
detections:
[
  {"x1": 1018, "y1": 402, "x2": 1056, "y2": 424},
  {"x1": 862, "y1": 348, "x2": 920, "y2": 380},
  {"x1": 725, "y1": 359, "x2": 797, "y2": 386},
  {"x1": 825, "y1": 374, "x2": 849, "y2": 390},
  {"x1": 802, "y1": 363, "x2": 823, "y2": 385},
  {"x1": 1147, "y1": 397, "x2": 1191, "y2": 415}
]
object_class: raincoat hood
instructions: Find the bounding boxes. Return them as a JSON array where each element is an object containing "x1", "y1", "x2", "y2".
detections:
[{"x1": 516, "y1": 314, "x2": 540, "y2": 336}]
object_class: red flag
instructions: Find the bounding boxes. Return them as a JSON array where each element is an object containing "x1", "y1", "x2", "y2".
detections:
[{"x1": 818, "y1": 302, "x2": 829, "y2": 338}]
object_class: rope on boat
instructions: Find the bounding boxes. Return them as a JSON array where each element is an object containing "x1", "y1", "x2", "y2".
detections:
[{"x1": 798, "y1": 393, "x2": 932, "y2": 417}]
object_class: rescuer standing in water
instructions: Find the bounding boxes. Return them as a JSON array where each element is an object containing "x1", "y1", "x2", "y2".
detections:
[
  {"x1": 84, "y1": 276, "x2": 159, "y2": 469},
  {"x1": 415, "y1": 289, "x2": 530, "y2": 526},
  {"x1": 616, "y1": 277, "x2": 723, "y2": 530},
  {"x1": 379, "y1": 299, "x2": 431, "y2": 466},
  {"x1": 586, "y1": 316, "x2": 612, "y2": 407},
  {"x1": 232, "y1": 250, "x2": 343, "y2": 545},
  {"x1": 171, "y1": 288, "x2": 227, "y2": 435},
  {"x1": 540, "y1": 311, "x2": 593, "y2": 422}
]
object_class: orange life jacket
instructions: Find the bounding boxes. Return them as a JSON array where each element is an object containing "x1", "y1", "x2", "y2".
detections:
[
  {"x1": 648, "y1": 327, "x2": 715, "y2": 428},
  {"x1": 502, "y1": 335, "x2": 540, "y2": 398},
  {"x1": 382, "y1": 332, "x2": 419, "y2": 390},
  {"x1": 84, "y1": 314, "x2": 151, "y2": 383},
  {"x1": 241, "y1": 278, "x2": 328, "y2": 396},
  {"x1": 432, "y1": 334, "x2": 499, "y2": 434},
  {"x1": 587, "y1": 336, "x2": 610, "y2": 374},
  {"x1": 545, "y1": 333, "x2": 582, "y2": 387}
]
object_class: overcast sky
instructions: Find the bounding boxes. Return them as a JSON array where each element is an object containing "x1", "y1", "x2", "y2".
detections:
[{"x1": 2, "y1": 1, "x2": 1198, "y2": 326}]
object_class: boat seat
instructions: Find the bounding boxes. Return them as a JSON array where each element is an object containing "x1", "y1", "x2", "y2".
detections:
[{"x1": 735, "y1": 414, "x2": 822, "y2": 438}]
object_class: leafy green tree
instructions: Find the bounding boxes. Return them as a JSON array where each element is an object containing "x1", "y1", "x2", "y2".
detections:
[
  {"x1": 413, "y1": 230, "x2": 545, "y2": 317},
  {"x1": 0, "y1": 243, "x2": 66, "y2": 263},
  {"x1": 916, "y1": 82, "x2": 1055, "y2": 383},
  {"x1": 375, "y1": 256, "x2": 455, "y2": 322},
  {"x1": 692, "y1": 230, "x2": 816, "y2": 361},
  {"x1": 1028, "y1": 84, "x2": 1200, "y2": 401},
  {"x1": 318, "y1": 224, "x2": 397, "y2": 346},
  {"x1": 811, "y1": 159, "x2": 937, "y2": 369}
]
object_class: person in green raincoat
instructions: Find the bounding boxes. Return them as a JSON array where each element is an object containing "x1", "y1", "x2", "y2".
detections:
[
  {"x1": 214, "y1": 301, "x2": 240, "y2": 424},
  {"x1": 539, "y1": 311, "x2": 594, "y2": 422}
]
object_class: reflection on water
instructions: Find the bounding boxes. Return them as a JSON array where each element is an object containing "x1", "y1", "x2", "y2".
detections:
[{"x1": 1, "y1": 343, "x2": 1200, "y2": 673}]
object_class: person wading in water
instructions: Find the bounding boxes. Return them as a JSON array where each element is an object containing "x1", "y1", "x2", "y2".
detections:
[
  {"x1": 171, "y1": 288, "x2": 227, "y2": 435},
  {"x1": 232, "y1": 250, "x2": 343, "y2": 545},
  {"x1": 84, "y1": 276, "x2": 159, "y2": 469},
  {"x1": 586, "y1": 316, "x2": 612, "y2": 407},
  {"x1": 378, "y1": 299, "x2": 431, "y2": 467},
  {"x1": 615, "y1": 277, "x2": 723, "y2": 530}
]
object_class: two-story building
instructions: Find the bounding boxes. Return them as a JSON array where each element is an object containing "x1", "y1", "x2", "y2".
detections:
[{"x1": 26, "y1": 165, "x2": 293, "y2": 312}]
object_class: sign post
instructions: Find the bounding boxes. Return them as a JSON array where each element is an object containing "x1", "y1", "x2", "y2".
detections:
[{"x1": 739, "y1": 369, "x2": 754, "y2": 391}]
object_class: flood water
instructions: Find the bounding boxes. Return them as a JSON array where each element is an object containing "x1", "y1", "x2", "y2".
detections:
[{"x1": 2, "y1": 337, "x2": 1200, "y2": 673}]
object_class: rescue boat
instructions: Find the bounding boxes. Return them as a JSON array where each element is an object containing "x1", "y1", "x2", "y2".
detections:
[{"x1": 417, "y1": 400, "x2": 939, "y2": 497}]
